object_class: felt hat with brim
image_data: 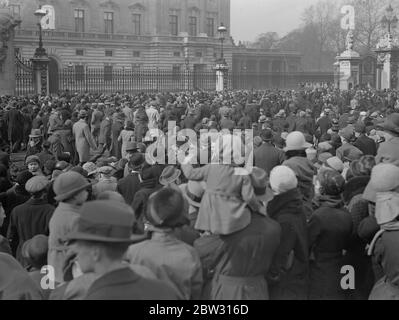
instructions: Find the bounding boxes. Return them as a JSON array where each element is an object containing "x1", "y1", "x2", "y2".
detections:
[
  {"x1": 125, "y1": 142, "x2": 139, "y2": 152},
  {"x1": 180, "y1": 181, "x2": 206, "y2": 208},
  {"x1": 67, "y1": 201, "x2": 147, "y2": 244},
  {"x1": 159, "y1": 166, "x2": 181, "y2": 186},
  {"x1": 363, "y1": 163, "x2": 399, "y2": 203},
  {"x1": 78, "y1": 110, "x2": 88, "y2": 118},
  {"x1": 145, "y1": 189, "x2": 189, "y2": 228},
  {"x1": 284, "y1": 131, "x2": 312, "y2": 152},
  {"x1": 380, "y1": 113, "x2": 399, "y2": 134},
  {"x1": 53, "y1": 172, "x2": 91, "y2": 202},
  {"x1": 29, "y1": 129, "x2": 42, "y2": 138},
  {"x1": 250, "y1": 167, "x2": 274, "y2": 203}
]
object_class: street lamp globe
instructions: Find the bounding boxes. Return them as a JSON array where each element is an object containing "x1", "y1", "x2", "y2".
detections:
[
  {"x1": 386, "y1": 4, "x2": 395, "y2": 21},
  {"x1": 34, "y1": 7, "x2": 47, "y2": 23},
  {"x1": 218, "y1": 23, "x2": 227, "y2": 38}
]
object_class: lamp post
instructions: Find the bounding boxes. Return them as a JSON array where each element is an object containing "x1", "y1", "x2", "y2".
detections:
[
  {"x1": 31, "y1": 6, "x2": 49, "y2": 95},
  {"x1": 34, "y1": 6, "x2": 47, "y2": 57},
  {"x1": 215, "y1": 23, "x2": 228, "y2": 92},
  {"x1": 381, "y1": 4, "x2": 398, "y2": 35},
  {"x1": 217, "y1": 23, "x2": 227, "y2": 64}
]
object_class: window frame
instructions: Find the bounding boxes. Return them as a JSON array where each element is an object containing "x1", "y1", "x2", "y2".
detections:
[
  {"x1": 206, "y1": 17, "x2": 214, "y2": 37},
  {"x1": 169, "y1": 15, "x2": 178, "y2": 36},
  {"x1": 104, "y1": 11, "x2": 114, "y2": 34},
  {"x1": 74, "y1": 9, "x2": 85, "y2": 33},
  {"x1": 132, "y1": 13, "x2": 141, "y2": 35},
  {"x1": 188, "y1": 16, "x2": 197, "y2": 37}
]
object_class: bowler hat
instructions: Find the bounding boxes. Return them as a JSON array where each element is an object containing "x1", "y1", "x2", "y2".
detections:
[
  {"x1": 25, "y1": 176, "x2": 49, "y2": 194},
  {"x1": 78, "y1": 110, "x2": 88, "y2": 118},
  {"x1": 67, "y1": 201, "x2": 146, "y2": 244},
  {"x1": 53, "y1": 172, "x2": 91, "y2": 202},
  {"x1": 159, "y1": 166, "x2": 181, "y2": 186},
  {"x1": 250, "y1": 167, "x2": 274, "y2": 203},
  {"x1": 125, "y1": 141, "x2": 139, "y2": 153},
  {"x1": 29, "y1": 129, "x2": 42, "y2": 139}
]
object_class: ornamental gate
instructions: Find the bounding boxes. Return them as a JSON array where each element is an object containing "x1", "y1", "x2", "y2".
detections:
[{"x1": 15, "y1": 52, "x2": 35, "y2": 96}]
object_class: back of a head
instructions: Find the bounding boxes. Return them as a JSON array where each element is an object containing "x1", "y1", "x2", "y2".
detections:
[
  {"x1": 96, "y1": 191, "x2": 125, "y2": 203},
  {"x1": 269, "y1": 166, "x2": 298, "y2": 195}
]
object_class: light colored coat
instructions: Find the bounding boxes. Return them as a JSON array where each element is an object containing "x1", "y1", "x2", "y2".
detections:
[
  {"x1": 146, "y1": 106, "x2": 160, "y2": 130},
  {"x1": 48, "y1": 203, "x2": 81, "y2": 284},
  {"x1": 181, "y1": 164, "x2": 258, "y2": 235},
  {"x1": 73, "y1": 119, "x2": 97, "y2": 163},
  {"x1": 126, "y1": 231, "x2": 203, "y2": 300}
]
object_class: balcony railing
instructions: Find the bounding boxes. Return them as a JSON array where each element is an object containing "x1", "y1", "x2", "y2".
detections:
[{"x1": 15, "y1": 29, "x2": 221, "y2": 44}]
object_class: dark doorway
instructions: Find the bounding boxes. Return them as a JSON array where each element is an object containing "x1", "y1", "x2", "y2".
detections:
[{"x1": 48, "y1": 57, "x2": 59, "y2": 94}]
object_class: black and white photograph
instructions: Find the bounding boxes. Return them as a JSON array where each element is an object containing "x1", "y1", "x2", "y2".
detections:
[{"x1": 0, "y1": 0, "x2": 399, "y2": 306}]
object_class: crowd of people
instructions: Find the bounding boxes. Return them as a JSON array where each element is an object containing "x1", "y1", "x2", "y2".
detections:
[{"x1": 0, "y1": 87, "x2": 399, "y2": 300}]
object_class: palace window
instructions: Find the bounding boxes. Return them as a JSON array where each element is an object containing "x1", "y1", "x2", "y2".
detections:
[
  {"x1": 105, "y1": 50, "x2": 113, "y2": 57},
  {"x1": 104, "y1": 12, "x2": 114, "y2": 34},
  {"x1": 76, "y1": 49, "x2": 84, "y2": 56},
  {"x1": 132, "y1": 13, "x2": 141, "y2": 35},
  {"x1": 74, "y1": 9, "x2": 85, "y2": 32},
  {"x1": 170, "y1": 15, "x2": 178, "y2": 36},
  {"x1": 206, "y1": 18, "x2": 214, "y2": 37},
  {"x1": 188, "y1": 16, "x2": 197, "y2": 36},
  {"x1": 133, "y1": 51, "x2": 140, "y2": 58}
]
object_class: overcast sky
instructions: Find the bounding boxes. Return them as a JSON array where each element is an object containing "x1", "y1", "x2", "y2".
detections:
[{"x1": 231, "y1": 0, "x2": 320, "y2": 42}]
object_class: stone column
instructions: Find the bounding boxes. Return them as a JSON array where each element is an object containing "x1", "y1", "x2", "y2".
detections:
[
  {"x1": 0, "y1": 8, "x2": 21, "y2": 95},
  {"x1": 375, "y1": 34, "x2": 399, "y2": 90},
  {"x1": 337, "y1": 31, "x2": 361, "y2": 91}
]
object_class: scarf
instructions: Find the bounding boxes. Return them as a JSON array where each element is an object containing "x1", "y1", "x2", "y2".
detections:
[{"x1": 130, "y1": 170, "x2": 143, "y2": 183}]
